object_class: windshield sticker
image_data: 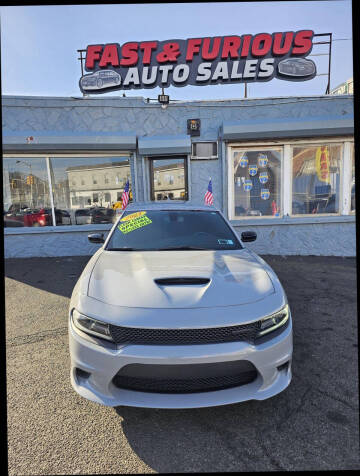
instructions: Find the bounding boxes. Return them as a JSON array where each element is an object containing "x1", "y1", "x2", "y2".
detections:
[
  {"x1": 120, "y1": 211, "x2": 146, "y2": 222},
  {"x1": 218, "y1": 239, "x2": 234, "y2": 245},
  {"x1": 118, "y1": 213, "x2": 152, "y2": 234}
]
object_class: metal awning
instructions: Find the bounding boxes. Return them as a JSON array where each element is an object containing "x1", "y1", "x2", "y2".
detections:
[
  {"x1": 221, "y1": 115, "x2": 354, "y2": 141},
  {"x1": 138, "y1": 134, "x2": 191, "y2": 156},
  {"x1": 2, "y1": 130, "x2": 137, "y2": 152}
]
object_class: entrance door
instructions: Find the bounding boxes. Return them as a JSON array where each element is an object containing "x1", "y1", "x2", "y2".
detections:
[{"x1": 149, "y1": 156, "x2": 188, "y2": 201}]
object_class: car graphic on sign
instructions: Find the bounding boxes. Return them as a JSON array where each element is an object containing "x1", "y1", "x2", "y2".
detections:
[
  {"x1": 80, "y1": 70, "x2": 121, "y2": 90},
  {"x1": 277, "y1": 58, "x2": 316, "y2": 77}
]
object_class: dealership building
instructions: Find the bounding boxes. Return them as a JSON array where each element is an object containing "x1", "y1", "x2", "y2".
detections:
[{"x1": 2, "y1": 92, "x2": 355, "y2": 257}]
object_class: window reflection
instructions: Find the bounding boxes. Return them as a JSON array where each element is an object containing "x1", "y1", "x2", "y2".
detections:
[
  {"x1": 232, "y1": 148, "x2": 281, "y2": 217},
  {"x1": 292, "y1": 144, "x2": 341, "y2": 215},
  {"x1": 3, "y1": 158, "x2": 51, "y2": 227},
  {"x1": 151, "y1": 157, "x2": 187, "y2": 201},
  {"x1": 50, "y1": 157, "x2": 132, "y2": 225}
]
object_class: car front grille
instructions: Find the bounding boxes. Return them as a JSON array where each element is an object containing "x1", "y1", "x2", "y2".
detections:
[
  {"x1": 108, "y1": 321, "x2": 262, "y2": 346},
  {"x1": 112, "y1": 361, "x2": 258, "y2": 394}
]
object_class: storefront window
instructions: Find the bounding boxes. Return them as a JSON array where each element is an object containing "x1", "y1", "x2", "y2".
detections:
[
  {"x1": 49, "y1": 156, "x2": 132, "y2": 225},
  {"x1": 150, "y1": 156, "x2": 188, "y2": 201},
  {"x1": 351, "y1": 144, "x2": 355, "y2": 212},
  {"x1": 292, "y1": 144, "x2": 341, "y2": 215},
  {"x1": 3, "y1": 158, "x2": 51, "y2": 228},
  {"x1": 232, "y1": 148, "x2": 282, "y2": 217},
  {"x1": 3, "y1": 155, "x2": 132, "y2": 227}
]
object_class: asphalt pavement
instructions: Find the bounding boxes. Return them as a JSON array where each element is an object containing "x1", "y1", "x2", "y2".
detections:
[{"x1": 5, "y1": 254, "x2": 359, "y2": 474}]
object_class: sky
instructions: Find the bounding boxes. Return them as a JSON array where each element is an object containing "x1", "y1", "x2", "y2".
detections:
[{"x1": 0, "y1": 1, "x2": 353, "y2": 101}]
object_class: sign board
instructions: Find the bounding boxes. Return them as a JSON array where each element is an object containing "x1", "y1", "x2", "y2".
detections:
[{"x1": 79, "y1": 30, "x2": 317, "y2": 94}]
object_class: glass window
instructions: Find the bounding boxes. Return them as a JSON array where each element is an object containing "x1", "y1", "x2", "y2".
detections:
[
  {"x1": 351, "y1": 144, "x2": 355, "y2": 212},
  {"x1": 150, "y1": 156, "x2": 188, "y2": 201},
  {"x1": 292, "y1": 144, "x2": 341, "y2": 215},
  {"x1": 107, "y1": 210, "x2": 242, "y2": 251},
  {"x1": 49, "y1": 156, "x2": 132, "y2": 225},
  {"x1": 232, "y1": 148, "x2": 282, "y2": 217},
  {"x1": 3, "y1": 158, "x2": 51, "y2": 228}
]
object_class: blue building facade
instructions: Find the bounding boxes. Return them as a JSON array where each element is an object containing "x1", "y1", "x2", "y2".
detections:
[{"x1": 2, "y1": 94, "x2": 355, "y2": 257}]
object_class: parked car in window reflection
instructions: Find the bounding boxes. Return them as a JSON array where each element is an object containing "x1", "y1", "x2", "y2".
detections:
[
  {"x1": 278, "y1": 58, "x2": 316, "y2": 77},
  {"x1": 4, "y1": 207, "x2": 71, "y2": 227},
  {"x1": 80, "y1": 70, "x2": 121, "y2": 90},
  {"x1": 75, "y1": 207, "x2": 116, "y2": 225}
]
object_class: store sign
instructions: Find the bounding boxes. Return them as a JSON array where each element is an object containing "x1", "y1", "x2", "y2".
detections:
[
  {"x1": 316, "y1": 146, "x2": 330, "y2": 183},
  {"x1": 79, "y1": 30, "x2": 316, "y2": 93}
]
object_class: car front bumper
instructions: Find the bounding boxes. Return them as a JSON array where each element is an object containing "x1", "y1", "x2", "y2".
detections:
[{"x1": 69, "y1": 316, "x2": 292, "y2": 409}]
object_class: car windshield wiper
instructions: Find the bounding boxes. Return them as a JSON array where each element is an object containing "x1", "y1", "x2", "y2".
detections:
[{"x1": 157, "y1": 246, "x2": 209, "y2": 251}]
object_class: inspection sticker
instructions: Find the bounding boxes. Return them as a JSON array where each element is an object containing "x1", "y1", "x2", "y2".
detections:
[
  {"x1": 118, "y1": 212, "x2": 152, "y2": 234},
  {"x1": 218, "y1": 239, "x2": 234, "y2": 245}
]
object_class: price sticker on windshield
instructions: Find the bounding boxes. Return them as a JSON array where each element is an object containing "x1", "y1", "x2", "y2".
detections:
[
  {"x1": 118, "y1": 211, "x2": 152, "y2": 234},
  {"x1": 120, "y1": 211, "x2": 146, "y2": 222}
]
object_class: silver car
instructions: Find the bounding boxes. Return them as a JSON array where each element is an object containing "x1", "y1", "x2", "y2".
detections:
[
  {"x1": 80, "y1": 70, "x2": 121, "y2": 90},
  {"x1": 69, "y1": 202, "x2": 292, "y2": 408},
  {"x1": 278, "y1": 57, "x2": 316, "y2": 77}
]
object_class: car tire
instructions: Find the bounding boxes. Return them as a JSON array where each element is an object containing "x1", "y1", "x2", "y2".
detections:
[{"x1": 97, "y1": 79, "x2": 103, "y2": 88}]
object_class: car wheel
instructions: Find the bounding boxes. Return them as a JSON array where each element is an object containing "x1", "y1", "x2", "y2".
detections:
[{"x1": 97, "y1": 79, "x2": 103, "y2": 88}]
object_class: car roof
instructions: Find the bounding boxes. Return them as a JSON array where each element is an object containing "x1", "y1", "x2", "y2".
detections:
[{"x1": 123, "y1": 201, "x2": 220, "y2": 212}]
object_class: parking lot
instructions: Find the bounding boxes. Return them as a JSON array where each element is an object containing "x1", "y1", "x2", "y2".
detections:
[{"x1": 5, "y1": 254, "x2": 359, "y2": 474}]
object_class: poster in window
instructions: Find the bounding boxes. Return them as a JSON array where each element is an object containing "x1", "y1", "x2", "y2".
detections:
[
  {"x1": 261, "y1": 189, "x2": 270, "y2": 200},
  {"x1": 258, "y1": 153, "x2": 269, "y2": 168},
  {"x1": 249, "y1": 165, "x2": 258, "y2": 176},
  {"x1": 259, "y1": 172, "x2": 268, "y2": 184}
]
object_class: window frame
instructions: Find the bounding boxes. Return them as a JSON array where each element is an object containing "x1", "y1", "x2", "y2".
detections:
[
  {"x1": 290, "y1": 141, "x2": 343, "y2": 217},
  {"x1": 149, "y1": 155, "x2": 189, "y2": 202},
  {"x1": 228, "y1": 144, "x2": 284, "y2": 220},
  {"x1": 227, "y1": 137, "x2": 354, "y2": 221},
  {"x1": 3, "y1": 152, "x2": 132, "y2": 228}
]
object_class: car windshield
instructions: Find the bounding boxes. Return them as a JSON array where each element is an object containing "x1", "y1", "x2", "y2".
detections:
[{"x1": 106, "y1": 209, "x2": 243, "y2": 251}]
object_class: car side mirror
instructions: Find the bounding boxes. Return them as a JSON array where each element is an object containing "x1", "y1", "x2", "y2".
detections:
[
  {"x1": 88, "y1": 233, "x2": 105, "y2": 244},
  {"x1": 241, "y1": 231, "x2": 257, "y2": 242}
]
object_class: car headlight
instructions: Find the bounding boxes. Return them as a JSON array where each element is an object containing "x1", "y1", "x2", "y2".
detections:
[
  {"x1": 257, "y1": 304, "x2": 289, "y2": 337},
  {"x1": 72, "y1": 309, "x2": 113, "y2": 342}
]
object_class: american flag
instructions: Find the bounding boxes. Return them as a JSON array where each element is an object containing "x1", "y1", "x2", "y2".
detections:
[
  {"x1": 204, "y1": 178, "x2": 214, "y2": 205},
  {"x1": 121, "y1": 179, "x2": 130, "y2": 209}
]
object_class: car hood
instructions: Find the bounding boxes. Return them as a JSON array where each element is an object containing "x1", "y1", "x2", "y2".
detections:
[{"x1": 87, "y1": 249, "x2": 275, "y2": 309}]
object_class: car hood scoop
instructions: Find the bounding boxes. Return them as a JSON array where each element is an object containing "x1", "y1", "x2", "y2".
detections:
[
  {"x1": 88, "y1": 249, "x2": 275, "y2": 309},
  {"x1": 154, "y1": 277, "x2": 210, "y2": 286}
]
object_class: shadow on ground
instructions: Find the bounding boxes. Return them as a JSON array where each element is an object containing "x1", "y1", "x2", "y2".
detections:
[{"x1": 5, "y1": 256, "x2": 91, "y2": 298}]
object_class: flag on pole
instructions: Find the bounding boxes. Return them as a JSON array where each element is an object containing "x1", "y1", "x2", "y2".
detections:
[
  {"x1": 121, "y1": 179, "x2": 130, "y2": 209},
  {"x1": 204, "y1": 178, "x2": 214, "y2": 205}
]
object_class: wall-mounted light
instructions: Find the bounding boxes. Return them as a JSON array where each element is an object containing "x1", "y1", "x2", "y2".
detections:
[{"x1": 158, "y1": 88, "x2": 169, "y2": 109}]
